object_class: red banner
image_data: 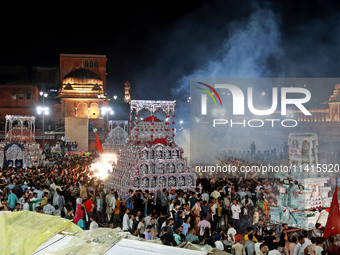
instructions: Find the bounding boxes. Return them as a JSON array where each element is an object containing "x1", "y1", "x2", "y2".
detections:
[
  {"x1": 323, "y1": 186, "x2": 340, "y2": 239},
  {"x1": 96, "y1": 133, "x2": 104, "y2": 153}
]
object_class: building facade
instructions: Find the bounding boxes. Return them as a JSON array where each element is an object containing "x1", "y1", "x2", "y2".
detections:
[
  {"x1": 60, "y1": 53, "x2": 108, "y2": 91},
  {"x1": 0, "y1": 84, "x2": 39, "y2": 122},
  {"x1": 293, "y1": 84, "x2": 340, "y2": 122},
  {"x1": 58, "y1": 54, "x2": 110, "y2": 151}
]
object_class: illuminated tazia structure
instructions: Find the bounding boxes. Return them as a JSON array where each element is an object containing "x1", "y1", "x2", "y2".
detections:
[
  {"x1": 0, "y1": 115, "x2": 43, "y2": 168},
  {"x1": 106, "y1": 100, "x2": 196, "y2": 197},
  {"x1": 102, "y1": 121, "x2": 129, "y2": 153},
  {"x1": 269, "y1": 133, "x2": 333, "y2": 230}
]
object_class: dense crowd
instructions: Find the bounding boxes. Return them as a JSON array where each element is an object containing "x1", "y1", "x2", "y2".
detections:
[
  {"x1": 225, "y1": 143, "x2": 288, "y2": 161},
  {"x1": 0, "y1": 153, "x2": 339, "y2": 255}
]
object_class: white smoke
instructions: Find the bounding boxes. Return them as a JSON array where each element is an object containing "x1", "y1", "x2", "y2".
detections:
[
  {"x1": 172, "y1": 6, "x2": 284, "y2": 97},
  {"x1": 174, "y1": 6, "x2": 285, "y2": 163}
]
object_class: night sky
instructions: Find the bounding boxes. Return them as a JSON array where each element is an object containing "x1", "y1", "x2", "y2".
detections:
[{"x1": 2, "y1": 0, "x2": 340, "y2": 104}]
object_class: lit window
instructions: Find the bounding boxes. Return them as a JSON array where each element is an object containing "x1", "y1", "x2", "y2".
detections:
[
  {"x1": 18, "y1": 93, "x2": 24, "y2": 100},
  {"x1": 11, "y1": 93, "x2": 16, "y2": 100}
]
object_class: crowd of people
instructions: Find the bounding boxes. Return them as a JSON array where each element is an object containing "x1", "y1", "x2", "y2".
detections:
[
  {"x1": 0, "y1": 153, "x2": 339, "y2": 255},
  {"x1": 221, "y1": 141, "x2": 289, "y2": 161},
  {"x1": 223, "y1": 141, "x2": 340, "y2": 163}
]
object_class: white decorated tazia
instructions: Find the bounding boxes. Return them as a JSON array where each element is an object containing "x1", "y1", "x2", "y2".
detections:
[
  {"x1": 105, "y1": 100, "x2": 196, "y2": 198},
  {"x1": 270, "y1": 133, "x2": 333, "y2": 230},
  {"x1": 0, "y1": 115, "x2": 42, "y2": 168},
  {"x1": 102, "y1": 123, "x2": 129, "y2": 153}
]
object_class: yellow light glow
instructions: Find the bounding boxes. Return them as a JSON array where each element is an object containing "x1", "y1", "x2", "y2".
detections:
[
  {"x1": 63, "y1": 77, "x2": 103, "y2": 86},
  {"x1": 90, "y1": 153, "x2": 117, "y2": 179}
]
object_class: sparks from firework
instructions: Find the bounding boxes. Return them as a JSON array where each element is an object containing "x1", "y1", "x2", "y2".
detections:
[{"x1": 90, "y1": 153, "x2": 117, "y2": 179}]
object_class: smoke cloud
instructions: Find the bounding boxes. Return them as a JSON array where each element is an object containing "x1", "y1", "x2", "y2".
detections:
[{"x1": 172, "y1": 2, "x2": 285, "y2": 161}]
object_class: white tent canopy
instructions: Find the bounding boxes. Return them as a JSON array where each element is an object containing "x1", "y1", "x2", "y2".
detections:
[{"x1": 105, "y1": 239, "x2": 207, "y2": 255}]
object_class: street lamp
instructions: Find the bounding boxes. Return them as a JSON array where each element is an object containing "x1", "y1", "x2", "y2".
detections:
[
  {"x1": 113, "y1": 95, "x2": 117, "y2": 100},
  {"x1": 39, "y1": 91, "x2": 48, "y2": 97},
  {"x1": 38, "y1": 91, "x2": 49, "y2": 150},
  {"x1": 37, "y1": 106, "x2": 49, "y2": 150},
  {"x1": 101, "y1": 106, "x2": 114, "y2": 131},
  {"x1": 101, "y1": 106, "x2": 114, "y2": 116}
]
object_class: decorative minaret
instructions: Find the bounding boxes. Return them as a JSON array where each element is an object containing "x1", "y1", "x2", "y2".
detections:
[
  {"x1": 124, "y1": 81, "x2": 131, "y2": 103},
  {"x1": 328, "y1": 84, "x2": 340, "y2": 121}
]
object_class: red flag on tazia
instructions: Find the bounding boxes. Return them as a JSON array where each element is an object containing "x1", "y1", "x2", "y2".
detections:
[
  {"x1": 323, "y1": 186, "x2": 340, "y2": 239},
  {"x1": 96, "y1": 133, "x2": 104, "y2": 153}
]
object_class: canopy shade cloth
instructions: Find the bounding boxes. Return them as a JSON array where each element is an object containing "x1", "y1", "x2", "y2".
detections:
[
  {"x1": 0, "y1": 211, "x2": 81, "y2": 255},
  {"x1": 0, "y1": 211, "x2": 224, "y2": 255}
]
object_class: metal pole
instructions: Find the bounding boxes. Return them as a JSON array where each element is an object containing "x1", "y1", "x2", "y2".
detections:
[
  {"x1": 107, "y1": 111, "x2": 109, "y2": 131},
  {"x1": 42, "y1": 96, "x2": 45, "y2": 150},
  {"x1": 42, "y1": 112, "x2": 45, "y2": 150}
]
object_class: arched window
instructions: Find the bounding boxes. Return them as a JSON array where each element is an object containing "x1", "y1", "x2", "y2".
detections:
[
  {"x1": 140, "y1": 164, "x2": 148, "y2": 174},
  {"x1": 141, "y1": 150, "x2": 148, "y2": 160},
  {"x1": 159, "y1": 176, "x2": 166, "y2": 187},
  {"x1": 157, "y1": 163, "x2": 165, "y2": 174},
  {"x1": 94, "y1": 60, "x2": 98, "y2": 67},
  {"x1": 187, "y1": 176, "x2": 193, "y2": 186},
  {"x1": 155, "y1": 149, "x2": 163, "y2": 159},
  {"x1": 172, "y1": 149, "x2": 179, "y2": 159},
  {"x1": 151, "y1": 177, "x2": 157, "y2": 188},
  {"x1": 165, "y1": 150, "x2": 171, "y2": 159},
  {"x1": 177, "y1": 163, "x2": 184, "y2": 173},
  {"x1": 133, "y1": 177, "x2": 140, "y2": 188},
  {"x1": 84, "y1": 60, "x2": 89, "y2": 67},
  {"x1": 166, "y1": 163, "x2": 175, "y2": 173},
  {"x1": 168, "y1": 176, "x2": 176, "y2": 187},
  {"x1": 141, "y1": 177, "x2": 149, "y2": 188},
  {"x1": 179, "y1": 176, "x2": 185, "y2": 187}
]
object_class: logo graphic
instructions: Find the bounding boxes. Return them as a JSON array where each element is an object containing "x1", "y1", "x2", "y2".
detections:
[
  {"x1": 198, "y1": 83, "x2": 311, "y2": 116},
  {"x1": 197, "y1": 82, "x2": 223, "y2": 115},
  {"x1": 197, "y1": 82, "x2": 223, "y2": 106}
]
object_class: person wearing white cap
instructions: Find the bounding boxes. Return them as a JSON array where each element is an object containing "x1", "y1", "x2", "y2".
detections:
[{"x1": 21, "y1": 181, "x2": 28, "y2": 192}]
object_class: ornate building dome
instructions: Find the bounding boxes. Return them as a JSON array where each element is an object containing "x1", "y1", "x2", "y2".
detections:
[
  {"x1": 59, "y1": 67, "x2": 105, "y2": 98},
  {"x1": 62, "y1": 67, "x2": 103, "y2": 86},
  {"x1": 329, "y1": 84, "x2": 340, "y2": 102}
]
